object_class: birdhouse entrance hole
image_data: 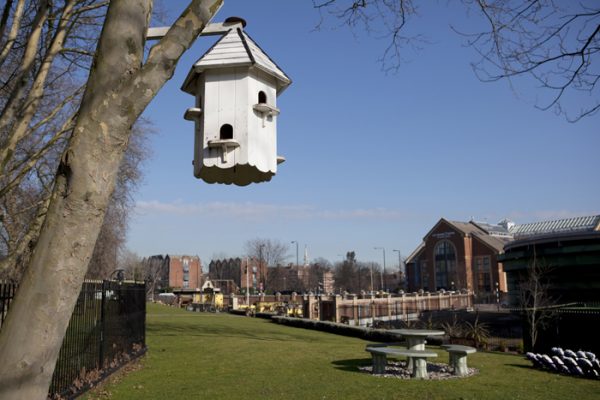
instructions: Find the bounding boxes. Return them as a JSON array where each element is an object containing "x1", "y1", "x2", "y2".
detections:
[
  {"x1": 220, "y1": 124, "x2": 233, "y2": 140},
  {"x1": 258, "y1": 91, "x2": 267, "y2": 104}
]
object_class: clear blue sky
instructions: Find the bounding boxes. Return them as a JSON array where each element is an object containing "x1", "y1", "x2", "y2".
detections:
[{"x1": 126, "y1": 1, "x2": 599, "y2": 269}]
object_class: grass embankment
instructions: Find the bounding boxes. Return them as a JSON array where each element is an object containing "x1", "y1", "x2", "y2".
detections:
[{"x1": 85, "y1": 303, "x2": 599, "y2": 400}]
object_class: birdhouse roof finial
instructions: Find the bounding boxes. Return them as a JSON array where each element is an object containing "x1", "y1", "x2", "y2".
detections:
[{"x1": 224, "y1": 16, "x2": 247, "y2": 27}]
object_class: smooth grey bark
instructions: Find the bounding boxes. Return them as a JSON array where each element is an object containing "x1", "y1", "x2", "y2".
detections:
[{"x1": 0, "y1": 1, "x2": 223, "y2": 398}]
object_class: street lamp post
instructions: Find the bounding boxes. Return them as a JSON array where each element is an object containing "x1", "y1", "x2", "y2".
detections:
[
  {"x1": 374, "y1": 247, "x2": 386, "y2": 292},
  {"x1": 259, "y1": 244, "x2": 265, "y2": 293},
  {"x1": 393, "y1": 249, "x2": 403, "y2": 291},
  {"x1": 370, "y1": 262, "x2": 374, "y2": 294},
  {"x1": 357, "y1": 260, "x2": 361, "y2": 295},
  {"x1": 291, "y1": 241, "x2": 299, "y2": 266},
  {"x1": 245, "y1": 257, "x2": 250, "y2": 306}
]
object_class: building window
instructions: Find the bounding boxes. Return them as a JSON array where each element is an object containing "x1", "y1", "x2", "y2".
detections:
[
  {"x1": 220, "y1": 124, "x2": 233, "y2": 140},
  {"x1": 413, "y1": 261, "x2": 421, "y2": 289},
  {"x1": 258, "y1": 91, "x2": 267, "y2": 104},
  {"x1": 421, "y1": 261, "x2": 429, "y2": 291},
  {"x1": 475, "y1": 256, "x2": 491, "y2": 293},
  {"x1": 434, "y1": 240, "x2": 456, "y2": 290},
  {"x1": 183, "y1": 259, "x2": 189, "y2": 273}
]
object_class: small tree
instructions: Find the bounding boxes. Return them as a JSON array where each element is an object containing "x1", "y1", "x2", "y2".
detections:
[
  {"x1": 244, "y1": 238, "x2": 289, "y2": 290},
  {"x1": 143, "y1": 255, "x2": 169, "y2": 300},
  {"x1": 120, "y1": 249, "x2": 143, "y2": 281},
  {"x1": 519, "y1": 249, "x2": 556, "y2": 351},
  {"x1": 244, "y1": 238, "x2": 290, "y2": 267},
  {"x1": 333, "y1": 251, "x2": 357, "y2": 293}
]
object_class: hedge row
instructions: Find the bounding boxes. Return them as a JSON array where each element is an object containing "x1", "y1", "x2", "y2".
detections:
[{"x1": 271, "y1": 316, "x2": 407, "y2": 343}]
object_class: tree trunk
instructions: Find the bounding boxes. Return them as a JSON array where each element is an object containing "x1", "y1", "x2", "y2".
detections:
[{"x1": 0, "y1": 1, "x2": 222, "y2": 398}]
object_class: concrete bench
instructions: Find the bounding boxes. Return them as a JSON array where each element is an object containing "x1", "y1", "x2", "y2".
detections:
[
  {"x1": 441, "y1": 344, "x2": 477, "y2": 376},
  {"x1": 366, "y1": 347, "x2": 438, "y2": 379},
  {"x1": 365, "y1": 342, "x2": 405, "y2": 348}
]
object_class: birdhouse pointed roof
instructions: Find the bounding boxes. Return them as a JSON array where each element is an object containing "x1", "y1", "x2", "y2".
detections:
[{"x1": 181, "y1": 28, "x2": 291, "y2": 95}]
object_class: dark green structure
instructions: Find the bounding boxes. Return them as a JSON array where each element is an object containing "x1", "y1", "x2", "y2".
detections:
[
  {"x1": 500, "y1": 220, "x2": 600, "y2": 353},
  {"x1": 500, "y1": 231, "x2": 600, "y2": 306}
]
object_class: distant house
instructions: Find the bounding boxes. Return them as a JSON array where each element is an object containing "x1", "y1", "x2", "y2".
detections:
[{"x1": 405, "y1": 218, "x2": 511, "y2": 302}]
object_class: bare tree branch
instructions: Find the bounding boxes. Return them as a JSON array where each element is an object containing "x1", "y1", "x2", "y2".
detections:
[
  {"x1": 312, "y1": 0, "x2": 423, "y2": 72},
  {"x1": 0, "y1": 112, "x2": 75, "y2": 199},
  {"x1": 315, "y1": 0, "x2": 600, "y2": 120},
  {"x1": 0, "y1": 0, "x2": 26, "y2": 67},
  {"x1": 0, "y1": 0, "x2": 77, "y2": 172},
  {"x1": 463, "y1": 1, "x2": 600, "y2": 121}
]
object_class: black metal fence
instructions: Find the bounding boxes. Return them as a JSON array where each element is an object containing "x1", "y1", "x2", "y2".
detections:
[
  {"x1": 523, "y1": 303, "x2": 600, "y2": 355},
  {"x1": 0, "y1": 280, "x2": 146, "y2": 398},
  {"x1": 0, "y1": 280, "x2": 17, "y2": 329}
]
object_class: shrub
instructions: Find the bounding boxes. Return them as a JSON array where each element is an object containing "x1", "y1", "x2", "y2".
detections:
[
  {"x1": 271, "y1": 316, "x2": 405, "y2": 343},
  {"x1": 463, "y1": 313, "x2": 490, "y2": 349}
]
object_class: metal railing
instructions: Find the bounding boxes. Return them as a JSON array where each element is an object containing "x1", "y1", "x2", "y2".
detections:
[
  {"x1": 0, "y1": 279, "x2": 146, "y2": 398},
  {"x1": 0, "y1": 280, "x2": 17, "y2": 329},
  {"x1": 50, "y1": 280, "x2": 146, "y2": 397}
]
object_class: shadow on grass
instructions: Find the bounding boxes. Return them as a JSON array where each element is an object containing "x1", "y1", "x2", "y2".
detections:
[{"x1": 331, "y1": 358, "x2": 370, "y2": 374}]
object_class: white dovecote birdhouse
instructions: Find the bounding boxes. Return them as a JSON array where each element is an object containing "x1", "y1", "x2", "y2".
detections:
[{"x1": 181, "y1": 18, "x2": 291, "y2": 186}]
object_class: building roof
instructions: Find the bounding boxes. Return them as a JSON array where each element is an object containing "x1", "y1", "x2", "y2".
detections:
[
  {"x1": 181, "y1": 28, "x2": 291, "y2": 94},
  {"x1": 469, "y1": 221, "x2": 512, "y2": 238},
  {"x1": 509, "y1": 215, "x2": 600, "y2": 238},
  {"x1": 404, "y1": 242, "x2": 425, "y2": 264},
  {"x1": 447, "y1": 220, "x2": 508, "y2": 252},
  {"x1": 472, "y1": 231, "x2": 511, "y2": 253},
  {"x1": 447, "y1": 220, "x2": 483, "y2": 236}
]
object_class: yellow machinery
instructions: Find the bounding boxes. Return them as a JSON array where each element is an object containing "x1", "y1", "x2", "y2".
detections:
[
  {"x1": 263, "y1": 301, "x2": 303, "y2": 317},
  {"x1": 236, "y1": 303, "x2": 257, "y2": 316},
  {"x1": 191, "y1": 281, "x2": 223, "y2": 312},
  {"x1": 234, "y1": 301, "x2": 302, "y2": 317}
]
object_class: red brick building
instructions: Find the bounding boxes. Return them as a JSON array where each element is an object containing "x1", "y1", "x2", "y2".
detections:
[
  {"x1": 405, "y1": 218, "x2": 510, "y2": 301},
  {"x1": 167, "y1": 255, "x2": 202, "y2": 290}
]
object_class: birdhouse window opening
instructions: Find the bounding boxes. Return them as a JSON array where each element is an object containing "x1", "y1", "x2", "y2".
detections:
[
  {"x1": 220, "y1": 124, "x2": 233, "y2": 140},
  {"x1": 258, "y1": 91, "x2": 267, "y2": 104}
]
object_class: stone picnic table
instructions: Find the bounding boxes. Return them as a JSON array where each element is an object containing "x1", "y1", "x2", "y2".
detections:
[
  {"x1": 389, "y1": 328, "x2": 445, "y2": 369},
  {"x1": 365, "y1": 329, "x2": 477, "y2": 378},
  {"x1": 365, "y1": 347, "x2": 438, "y2": 379}
]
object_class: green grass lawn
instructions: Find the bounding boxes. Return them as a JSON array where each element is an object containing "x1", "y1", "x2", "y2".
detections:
[{"x1": 84, "y1": 303, "x2": 599, "y2": 400}]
